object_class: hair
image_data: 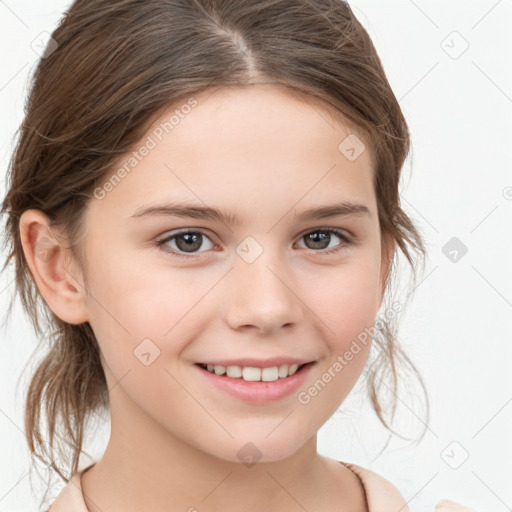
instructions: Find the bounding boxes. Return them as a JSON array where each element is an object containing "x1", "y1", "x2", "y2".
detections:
[{"x1": 1, "y1": 0, "x2": 429, "y2": 505}]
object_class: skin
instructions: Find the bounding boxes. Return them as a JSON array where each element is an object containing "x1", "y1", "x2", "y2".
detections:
[{"x1": 20, "y1": 84, "x2": 394, "y2": 512}]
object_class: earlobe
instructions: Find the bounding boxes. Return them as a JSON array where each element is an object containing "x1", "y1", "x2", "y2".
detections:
[{"x1": 19, "y1": 209, "x2": 89, "y2": 325}]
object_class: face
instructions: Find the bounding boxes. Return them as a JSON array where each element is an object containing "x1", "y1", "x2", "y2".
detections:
[{"x1": 66, "y1": 84, "x2": 391, "y2": 464}]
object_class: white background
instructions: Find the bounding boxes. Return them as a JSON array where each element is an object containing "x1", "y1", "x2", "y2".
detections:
[{"x1": 0, "y1": 1, "x2": 511, "y2": 511}]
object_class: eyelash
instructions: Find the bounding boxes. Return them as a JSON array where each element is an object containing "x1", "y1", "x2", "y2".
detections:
[{"x1": 155, "y1": 228, "x2": 353, "y2": 258}]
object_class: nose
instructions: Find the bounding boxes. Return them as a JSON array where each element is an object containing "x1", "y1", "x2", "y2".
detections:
[{"x1": 224, "y1": 251, "x2": 303, "y2": 335}]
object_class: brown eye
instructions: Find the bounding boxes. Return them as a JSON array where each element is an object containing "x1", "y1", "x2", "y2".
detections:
[
  {"x1": 157, "y1": 230, "x2": 214, "y2": 256},
  {"x1": 297, "y1": 228, "x2": 351, "y2": 254}
]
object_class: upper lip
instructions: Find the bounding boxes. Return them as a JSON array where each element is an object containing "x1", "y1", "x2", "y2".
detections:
[{"x1": 196, "y1": 357, "x2": 315, "y2": 368}]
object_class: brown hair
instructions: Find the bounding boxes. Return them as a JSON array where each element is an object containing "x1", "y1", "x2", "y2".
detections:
[{"x1": 1, "y1": 0, "x2": 429, "y2": 503}]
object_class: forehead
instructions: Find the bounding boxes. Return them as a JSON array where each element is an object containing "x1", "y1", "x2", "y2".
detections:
[
  {"x1": 155, "y1": 84, "x2": 371, "y2": 155},
  {"x1": 89, "y1": 84, "x2": 375, "y2": 220}
]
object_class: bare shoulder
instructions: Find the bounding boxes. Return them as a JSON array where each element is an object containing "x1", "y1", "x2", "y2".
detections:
[
  {"x1": 340, "y1": 460, "x2": 410, "y2": 512},
  {"x1": 318, "y1": 456, "x2": 369, "y2": 512}
]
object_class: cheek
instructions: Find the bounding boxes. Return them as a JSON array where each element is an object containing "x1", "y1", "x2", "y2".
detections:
[
  {"x1": 306, "y1": 254, "x2": 382, "y2": 344},
  {"x1": 292, "y1": 262, "x2": 382, "y2": 428},
  {"x1": 84, "y1": 267, "x2": 196, "y2": 423},
  {"x1": 83, "y1": 254, "x2": 209, "y2": 376},
  {"x1": 295, "y1": 261, "x2": 381, "y2": 418}
]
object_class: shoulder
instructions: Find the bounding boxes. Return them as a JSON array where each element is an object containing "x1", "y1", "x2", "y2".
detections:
[
  {"x1": 341, "y1": 461, "x2": 411, "y2": 512},
  {"x1": 45, "y1": 460, "x2": 478, "y2": 512},
  {"x1": 46, "y1": 464, "x2": 93, "y2": 512},
  {"x1": 341, "y1": 461, "x2": 479, "y2": 512}
]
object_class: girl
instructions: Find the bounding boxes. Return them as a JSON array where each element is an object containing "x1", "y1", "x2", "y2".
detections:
[{"x1": 1, "y1": 1, "x2": 478, "y2": 510}]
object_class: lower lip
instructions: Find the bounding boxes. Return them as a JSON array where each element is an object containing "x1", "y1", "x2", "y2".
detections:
[{"x1": 195, "y1": 363, "x2": 315, "y2": 404}]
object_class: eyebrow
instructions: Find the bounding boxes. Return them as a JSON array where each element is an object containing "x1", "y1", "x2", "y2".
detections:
[{"x1": 130, "y1": 200, "x2": 371, "y2": 225}]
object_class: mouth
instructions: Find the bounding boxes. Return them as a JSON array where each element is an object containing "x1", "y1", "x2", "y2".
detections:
[
  {"x1": 195, "y1": 361, "x2": 314, "y2": 382},
  {"x1": 194, "y1": 360, "x2": 316, "y2": 404}
]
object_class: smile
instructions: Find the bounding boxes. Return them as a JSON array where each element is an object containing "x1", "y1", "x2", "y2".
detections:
[
  {"x1": 194, "y1": 361, "x2": 316, "y2": 404},
  {"x1": 197, "y1": 362, "x2": 308, "y2": 382}
]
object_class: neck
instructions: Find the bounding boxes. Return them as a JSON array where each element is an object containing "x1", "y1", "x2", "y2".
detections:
[{"x1": 80, "y1": 387, "x2": 329, "y2": 512}]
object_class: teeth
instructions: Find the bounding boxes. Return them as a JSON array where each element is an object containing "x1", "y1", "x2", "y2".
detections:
[
  {"x1": 227, "y1": 365, "x2": 242, "y2": 378},
  {"x1": 203, "y1": 363, "x2": 302, "y2": 381},
  {"x1": 214, "y1": 365, "x2": 226, "y2": 375}
]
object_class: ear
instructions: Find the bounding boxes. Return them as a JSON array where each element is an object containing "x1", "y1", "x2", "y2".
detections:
[
  {"x1": 379, "y1": 232, "x2": 395, "y2": 307},
  {"x1": 19, "y1": 209, "x2": 89, "y2": 324}
]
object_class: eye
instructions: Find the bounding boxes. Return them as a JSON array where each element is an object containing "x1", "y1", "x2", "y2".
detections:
[
  {"x1": 156, "y1": 227, "x2": 353, "y2": 258},
  {"x1": 296, "y1": 228, "x2": 352, "y2": 255},
  {"x1": 156, "y1": 229, "x2": 215, "y2": 256}
]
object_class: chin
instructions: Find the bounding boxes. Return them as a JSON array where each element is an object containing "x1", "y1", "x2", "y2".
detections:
[{"x1": 205, "y1": 438, "x2": 304, "y2": 467}]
